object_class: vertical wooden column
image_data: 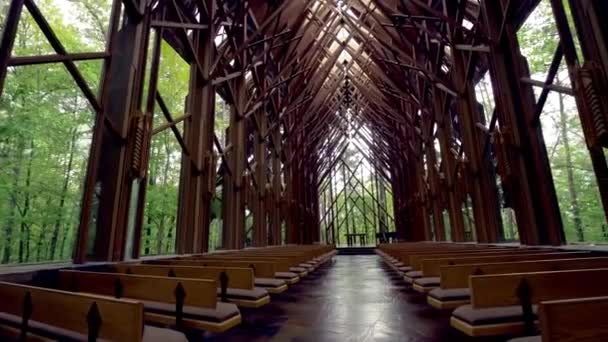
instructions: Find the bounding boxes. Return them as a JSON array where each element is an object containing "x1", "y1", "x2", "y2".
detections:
[
  {"x1": 405, "y1": 153, "x2": 428, "y2": 241},
  {"x1": 222, "y1": 12, "x2": 247, "y2": 250},
  {"x1": 283, "y1": 127, "x2": 297, "y2": 243},
  {"x1": 392, "y1": 161, "x2": 405, "y2": 239},
  {"x1": 75, "y1": 5, "x2": 150, "y2": 262},
  {"x1": 224, "y1": 78, "x2": 247, "y2": 249},
  {"x1": 329, "y1": 167, "x2": 338, "y2": 244},
  {"x1": 269, "y1": 126, "x2": 282, "y2": 245},
  {"x1": 302, "y1": 167, "x2": 311, "y2": 244},
  {"x1": 414, "y1": 144, "x2": 433, "y2": 240},
  {"x1": 432, "y1": 92, "x2": 466, "y2": 242},
  {"x1": 311, "y1": 169, "x2": 321, "y2": 243},
  {"x1": 177, "y1": 0, "x2": 215, "y2": 253},
  {"x1": 482, "y1": 0, "x2": 565, "y2": 245},
  {"x1": 422, "y1": 122, "x2": 446, "y2": 241},
  {"x1": 451, "y1": 45, "x2": 503, "y2": 243},
  {"x1": 252, "y1": 68, "x2": 268, "y2": 247}
]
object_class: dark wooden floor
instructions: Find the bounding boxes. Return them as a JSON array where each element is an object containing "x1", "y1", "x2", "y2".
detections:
[{"x1": 203, "y1": 255, "x2": 510, "y2": 341}]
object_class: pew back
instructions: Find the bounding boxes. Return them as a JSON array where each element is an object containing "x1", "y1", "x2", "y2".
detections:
[
  {"x1": 440, "y1": 256, "x2": 608, "y2": 289},
  {"x1": 147, "y1": 259, "x2": 276, "y2": 278},
  {"x1": 540, "y1": 296, "x2": 608, "y2": 342},
  {"x1": 409, "y1": 250, "x2": 554, "y2": 271},
  {"x1": 59, "y1": 270, "x2": 218, "y2": 308},
  {"x1": 114, "y1": 264, "x2": 255, "y2": 289},
  {"x1": 470, "y1": 268, "x2": 608, "y2": 308},
  {"x1": 422, "y1": 252, "x2": 590, "y2": 276},
  {"x1": 395, "y1": 247, "x2": 515, "y2": 265},
  {"x1": 0, "y1": 281, "x2": 143, "y2": 342},
  {"x1": 186, "y1": 256, "x2": 292, "y2": 272}
]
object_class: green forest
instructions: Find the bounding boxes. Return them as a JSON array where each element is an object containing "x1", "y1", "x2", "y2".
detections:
[
  {"x1": 516, "y1": 0, "x2": 607, "y2": 243},
  {"x1": 0, "y1": 0, "x2": 108, "y2": 264},
  {"x1": 319, "y1": 145, "x2": 396, "y2": 247},
  {"x1": 0, "y1": 0, "x2": 607, "y2": 265}
]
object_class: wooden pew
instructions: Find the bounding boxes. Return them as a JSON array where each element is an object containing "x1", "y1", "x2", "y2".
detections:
[
  {"x1": 183, "y1": 256, "x2": 301, "y2": 283},
  {"x1": 408, "y1": 249, "x2": 553, "y2": 272},
  {"x1": 428, "y1": 256, "x2": 608, "y2": 309},
  {"x1": 376, "y1": 244, "x2": 484, "y2": 273},
  {"x1": 540, "y1": 296, "x2": 608, "y2": 342},
  {"x1": 0, "y1": 281, "x2": 187, "y2": 342},
  {"x1": 146, "y1": 259, "x2": 289, "y2": 294},
  {"x1": 198, "y1": 252, "x2": 315, "y2": 274},
  {"x1": 450, "y1": 268, "x2": 608, "y2": 337},
  {"x1": 228, "y1": 244, "x2": 336, "y2": 266},
  {"x1": 413, "y1": 252, "x2": 590, "y2": 292},
  {"x1": 58, "y1": 270, "x2": 241, "y2": 333},
  {"x1": 114, "y1": 264, "x2": 270, "y2": 308},
  {"x1": 381, "y1": 245, "x2": 515, "y2": 274},
  {"x1": 509, "y1": 296, "x2": 608, "y2": 342},
  {"x1": 189, "y1": 245, "x2": 334, "y2": 275},
  {"x1": 379, "y1": 244, "x2": 493, "y2": 264},
  {"x1": 403, "y1": 249, "x2": 562, "y2": 284}
]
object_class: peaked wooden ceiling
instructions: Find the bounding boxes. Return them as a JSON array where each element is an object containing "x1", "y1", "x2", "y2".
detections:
[{"x1": 161, "y1": 0, "x2": 537, "y2": 185}]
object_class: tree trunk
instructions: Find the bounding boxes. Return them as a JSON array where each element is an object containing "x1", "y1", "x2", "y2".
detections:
[
  {"x1": 157, "y1": 135, "x2": 171, "y2": 253},
  {"x1": 60, "y1": 156, "x2": 86, "y2": 258},
  {"x1": 50, "y1": 128, "x2": 77, "y2": 260},
  {"x1": 144, "y1": 142, "x2": 159, "y2": 255},
  {"x1": 18, "y1": 139, "x2": 35, "y2": 263},
  {"x1": 341, "y1": 163, "x2": 350, "y2": 241},
  {"x1": 2, "y1": 137, "x2": 26, "y2": 264},
  {"x1": 558, "y1": 77, "x2": 583, "y2": 241}
]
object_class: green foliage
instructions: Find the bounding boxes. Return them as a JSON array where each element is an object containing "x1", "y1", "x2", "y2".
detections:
[
  {"x1": 517, "y1": 0, "x2": 607, "y2": 243},
  {"x1": 320, "y1": 145, "x2": 395, "y2": 247},
  {"x1": 0, "y1": 0, "x2": 109, "y2": 264},
  {"x1": 140, "y1": 41, "x2": 189, "y2": 256}
]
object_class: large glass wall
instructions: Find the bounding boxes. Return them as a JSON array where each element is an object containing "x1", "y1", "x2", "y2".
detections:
[
  {"x1": 517, "y1": 0, "x2": 607, "y2": 243},
  {"x1": 0, "y1": 0, "x2": 111, "y2": 263},
  {"x1": 140, "y1": 41, "x2": 188, "y2": 256}
]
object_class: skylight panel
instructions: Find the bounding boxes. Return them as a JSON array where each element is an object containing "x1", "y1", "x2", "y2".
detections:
[
  {"x1": 336, "y1": 26, "x2": 349, "y2": 41},
  {"x1": 462, "y1": 18, "x2": 474, "y2": 30}
]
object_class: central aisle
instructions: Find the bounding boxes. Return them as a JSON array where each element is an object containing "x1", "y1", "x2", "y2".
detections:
[{"x1": 210, "y1": 255, "x2": 492, "y2": 341}]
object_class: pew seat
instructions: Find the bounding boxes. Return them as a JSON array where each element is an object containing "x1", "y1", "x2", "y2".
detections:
[
  {"x1": 140, "y1": 299, "x2": 241, "y2": 332},
  {"x1": 427, "y1": 288, "x2": 471, "y2": 309},
  {"x1": 275, "y1": 272, "x2": 300, "y2": 284},
  {"x1": 216, "y1": 287, "x2": 270, "y2": 308},
  {"x1": 451, "y1": 304, "x2": 539, "y2": 336},
  {"x1": 412, "y1": 277, "x2": 440, "y2": 293},
  {"x1": 315, "y1": 250, "x2": 337, "y2": 262},
  {"x1": 507, "y1": 336, "x2": 540, "y2": 342},
  {"x1": 254, "y1": 278, "x2": 289, "y2": 293},
  {"x1": 404, "y1": 270, "x2": 423, "y2": 283},
  {"x1": 300, "y1": 262, "x2": 315, "y2": 270},
  {"x1": 398, "y1": 266, "x2": 413, "y2": 273},
  {"x1": 290, "y1": 266, "x2": 309, "y2": 276}
]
